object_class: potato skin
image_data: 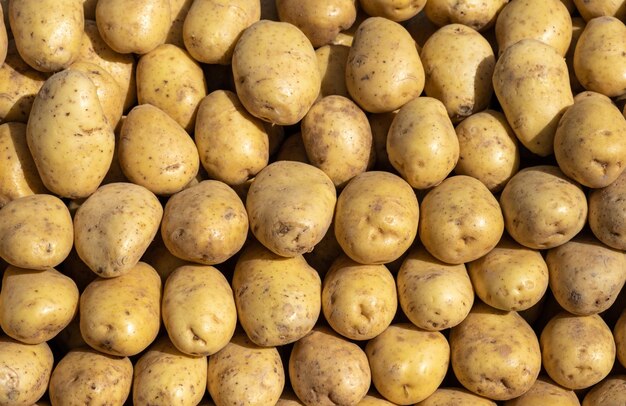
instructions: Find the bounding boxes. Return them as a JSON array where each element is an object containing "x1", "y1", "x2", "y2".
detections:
[
  {"x1": 416, "y1": 388, "x2": 497, "y2": 406},
  {"x1": 574, "y1": 0, "x2": 626, "y2": 20},
  {"x1": 582, "y1": 376, "x2": 626, "y2": 406},
  {"x1": 316, "y1": 44, "x2": 351, "y2": 99},
  {"x1": 359, "y1": 0, "x2": 425, "y2": 21},
  {"x1": 504, "y1": 376, "x2": 580, "y2": 406},
  {"x1": 424, "y1": 0, "x2": 508, "y2": 31},
  {"x1": 588, "y1": 171, "x2": 626, "y2": 250}
]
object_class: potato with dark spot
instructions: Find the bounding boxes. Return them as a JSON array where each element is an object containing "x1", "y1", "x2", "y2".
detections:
[
  {"x1": 416, "y1": 388, "x2": 497, "y2": 405},
  {"x1": 583, "y1": 375, "x2": 626, "y2": 406},
  {"x1": 366, "y1": 324, "x2": 449, "y2": 404},
  {"x1": 316, "y1": 44, "x2": 350, "y2": 99},
  {"x1": 424, "y1": 0, "x2": 508, "y2": 31},
  {"x1": 504, "y1": 376, "x2": 580, "y2": 406},
  {"x1": 588, "y1": 171, "x2": 626, "y2": 250}
]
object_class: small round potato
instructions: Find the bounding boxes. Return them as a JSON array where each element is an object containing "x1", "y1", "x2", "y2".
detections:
[
  {"x1": 359, "y1": 0, "x2": 426, "y2": 21},
  {"x1": 334, "y1": 171, "x2": 419, "y2": 264},
  {"x1": 500, "y1": 166, "x2": 587, "y2": 249},
  {"x1": 541, "y1": 312, "x2": 615, "y2": 389},
  {"x1": 416, "y1": 388, "x2": 497, "y2": 405},
  {"x1": 233, "y1": 242, "x2": 321, "y2": 346},
  {"x1": 419, "y1": 175, "x2": 504, "y2": 264},
  {"x1": 397, "y1": 247, "x2": 474, "y2": 331},
  {"x1": 504, "y1": 376, "x2": 580, "y2": 406},
  {"x1": 289, "y1": 328, "x2": 371, "y2": 406},
  {"x1": 366, "y1": 324, "x2": 450, "y2": 404},
  {"x1": 316, "y1": 44, "x2": 350, "y2": 99},
  {"x1": 588, "y1": 171, "x2": 626, "y2": 250},
  {"x1": 573, "y1": 0, "x2": 626, "y2": 21},
  {"x1": 49, "y1": 348, "x2": 133, "y2": 406},
  {"x1": 424, "y1": 0, "x2": 508, "y2": 31},
  {"x1": 583, "y1": 376, "x2": 626, "y2": 406}
]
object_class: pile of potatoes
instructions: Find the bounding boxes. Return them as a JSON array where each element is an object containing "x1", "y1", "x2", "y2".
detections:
[{"x1": 2, "y1": 0, "x2": 626, "y2": 404}]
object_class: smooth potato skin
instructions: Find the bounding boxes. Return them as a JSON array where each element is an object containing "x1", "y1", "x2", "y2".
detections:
[
  {"x1": 504, "y1": 376, "x2": 580, "y2": 406},
  {"x1": 573, "y1": 0, "x2": 626, "y2": 21},
  {"x1": 424, "y1": 0, "x2": 508, "y2": 31},
  {"x1": 588, "y1": 171, "x2": 626, "y2": 250}
]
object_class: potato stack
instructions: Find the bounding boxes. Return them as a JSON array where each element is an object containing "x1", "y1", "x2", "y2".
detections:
[{"x1": 1, "y1": 0, "x2": 626, "y2": 405}]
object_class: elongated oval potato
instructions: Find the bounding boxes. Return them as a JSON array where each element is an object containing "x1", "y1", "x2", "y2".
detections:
[
  {"x1": 424, "y1": 0, "x2": 508, "y2": 31},
  {"x1": 233, "y1": 20, "x2": 320, "y2": 125},
  {"x1": 119, "y1": 104, "x2": 199, "y2": 196},
  {"x1": 421, "y1": 24, "x2": 495, "y2": 122},
  {"x1": 316, "y1": 44, "x2": 350, "y2": 99},
  {"x1": 346, "y1": 17, "x2": 424, "y2": 113},
  {"x1": 0, "y1": 194, "x2": 73, "y2": 270},
  {"x1": 133, "y1": 337, "x2": 207, "y2": 406},
  {"x1": 583, "y1": 376, "x2": 626, "y2": 406},
  {"x1": 493, "y1": 39, "x2": 573, "y2": 156},
  {"x1": 573, "y1": 0, "x2": 626, "y2": 21},
  {"x1": 162, "y1": 265, "x2": 237, "y2": 356},
  {"x1": 589, "y1": 171, "x2": 626, "y2": 250},
  {"x1": 137, "y1": 44, "x2": 207, "y2": 132},
  {"x1": 80, "y1": 262, "x2": 161, "y2": 356},
  {"x1": 74, "y1": 183, "x2": 163, "y2": 278},
  {"x1": 504, "y1": 376, "x2": 580, "y2": 406},
  {"x1": 96, "y1": 0, "x2": 170, "y2": 54},
  {"x1": 247, "y1": 161, "x2": 336, "y2": 257},
  {"x1": 49, "y1": 348, "x2": 133, "y2": 406},
  {"x1": 233, "y1": 242, "x2": 321, "y2": 346},
  {"x1": 301, "y1": 95, "x2": 372, "y2": 187},
  {"x1": 195, "y1": 90, "x2": 269, "y2": 185},
  {"x1": 0, "y1": 336, "x2": 53, "y2": 406},
  {"x1": 9, "y1": 0, "x2": 83, "y2": 71},
  {"x1": 183, "y1": 0, "x2": 260, "y2": 64},
  {"x1": 387, "y1": 97, "x2": 459, "y2": 189},
  {"x1": 0, "y1": 266, "x2": 78, "y2": 344},
  {"x1": 417, "y1": 388, "x2": 497, "y2": 405}
]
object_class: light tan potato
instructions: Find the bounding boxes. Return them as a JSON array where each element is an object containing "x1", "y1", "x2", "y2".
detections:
[
  {"x1": 161, "y1": 180, "x2": 248, "y2": 265},
  {"x1": 301, "y1": 95, "x2": 372, "y2": 187},
  {"x1": 588, "y1": 171, "x2": 626, "y2": 250},
  {"x1": 583, "y1": 375, "x2": 626, "y2": 406},
  {"x1": 27, "y1": 70, "x2": 115, "y2": 198},
  {"x1": 357, "y1": 393, "x2": 397, "y2": 405},
  {"x1": 493, "y1": 39, "x2": 573, "y2": 156},
  {"x1": 165, "y1": 0, "x2": 193, "y2": 47},
  {"x1": 334, "y1": 171, "x2": 418, "y2": 264},
  {"x1": 316, "y1": 44, "x2": 350, "y2": 99},
  {"x1": 573, "y1": 0, "x2": 626, "y2": 20},
  {"x1": 416, "y1": 388, "x2": 497, "y2": 406},
  {"x1": 233, "y1": 242, "x2": 320, "y2": 346},
  {"x1": 289, "y1": 327, "x2": 371, "y2": 406},
  {"x1": 504, "y1": 376, "x2": 580, "y2": 406},
  {"x1": 49, "y1": 348, "x2": 133, "y2": 406},
  {"x1": 195, "y1": 90, "x2": 269, "y2": 186},
  {"x1": 424, "y1": 0, "x2": 508, "y2": 31},
  {"x1": 232, "y1": 20, "x2": 320, "y2": 125},
  {"x1": 137, "y1": 44, "x2": 207, "y2": 132},
  {"x1": 73, "y1": 183, "x2": 163, "y2": 278},
  {"x1": 118, "y1": 104, "x2": 199, "y2": 196},
  {"x1": 96, "y1": 0, "x2": 170, "y2": 54},
  {"x1": 387, "y1": 97, "x2": 459, "y2": 189},
  {"x1": 614, "y1": 309, "x2": 626, "y2": 367},
  {"x1": 247, "y1": 161, "x2": 336, "y2": 257},
  {"x1": 419, "y1": 175, "x2": 504, "y2": 264},
  {"x1": 133, "y1": 337, "x2": 207, "y2": 406},
  {"x1": 541, "y1": 312, "x2": 615, "y2": 389},
  {"x1": 208, "y1": 333, "x2": 284, "y2": 406},
  {"x1": 80, "y1": 262, "x2": 161, "y2": 356},
  {"x1": 454, "y1": 110, "x2": 520, "y2": 192},
  {"x1": 421, "y1": 24, "x2": 495, "y2": 122},
  {"x1": 499, "y1": 166, "x2": 587, "y2": 249},
  {"x1": 9, "y1": 0, "x2": 83, "y2": 71},
  {"x1": 450, "y1": 302, "x2": 542, "y2": 400},
  {"x1": 0, "y1": 336, "x2": 53, "y2": 406},
  {"x1": 346, "y1": 17, "x2": 424, "y2": 113},
  {"x1": 359, "y1": 0, "x2": 425, "y2": 21},
  {"x1": 0, "y1": 194, "x2": 72, "y2": 270},
  {"x1": 367, "y1": 324, "x2": 449, "y2": 404}
]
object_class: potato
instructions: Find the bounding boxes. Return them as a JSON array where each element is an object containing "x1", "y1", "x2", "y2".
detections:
[
  {"x1": 289, "y1": 327, "x2": 371, "y2": 406},
  {"x1": 96, "y1": 0, "x2": 170, "y2": 54},
  {"x1": 165, "y1": 0, "x2": 193, "y2": 47},
  {"x1": 588, "y1": 171, "x2": 626, "y2": 250},
  {"x1": 137, "y1": 44, "x2": 207, "y2": 132},
  {"x1": 500, "y1": 166, "x2": 587, "y2": 249},
  {"x1": 567, "y1": 17, "x2": 586, "y2": 93},
  {"x1": 74, "y1": 182, "x2": 163, "y2": 278},
  {"x1": 397, "y1": 247, "x2": 474, "y2": 331},
  {"x1": 493, "y1": 39, "x2": 573, "y2": 156},
  {"x1": 541, "y1": 312, "x2": 615, "y2": 389},
  {"x1": 357, "y1": 394, "x2": 397, "y2": 405},
  {"x1": 195, "y1": 90, "x2": 269, "y2": 186},
  {"x1": 424, "y1": 0, "x2": 508, "y2": 31},
  {"x1": 573, "y1": 0, "x2": 626, "y2": 21},
  {"x1": 27, "y1": 70, "x2": 115, "y2": 198},
  {"x1": 161, "y1": 180, "x2": 248, "y2": 265},
  {"x1": 450, "y1": 302, "x2": 542, "y2": 400},
  {"x1": 9, "y1": 0, "x2": 83, "y2": 71},
  {"x1": 614, "y1": 309, "x2": 626, "y2": 367},
  {"x1": 0, "y1": 336, "x2": 53, "y2": 406},
  {"x1": 469, "y1": 236, "x2": 549, "y2": 312},
  {"x1": 0, "y1": 194, "x2": 72, "y2": 270},
  {"x1": 162, "y1": 265, "x2": 236, "y2": 356},
  {"x1": 233, "y1": 242, "x2": 320, "y2": 346},
  {"x1": 276, "y1": 133, "x2": 310, "y2": 163},
  {"x1": 133, "y1": 337, "x2": 207, "y2": 406},
  {"x1": 366, "y1": 324, "x2": 449, "y2": 404},
  {"x1": 80, "y1": 262, "x2": 161, "y2": 356},
  {"x1": 232, "y1": 20, "x2": 320, "y2": 125},
  {"x1": 208, "y1": 333, "x2": 284, "y2": 406},
  {"x1": 346, "y1": 17, "x2": 424, "y2": 113},
  {"x1": 420, "y1": 24, "x2": 495, "y2": 122},
  {"x1": 454, "y1": 110, "x2": 520, "y2": 192},
  {"x1": 316, "y1": 44, "x2": 350, "y2": 99},
  {"x1": 247, "y1": 161, "x2": 336, "y2": 257},
  {"x1": 359, "y1": 0, "x2": 425, "y2": 21},
  {"x1": 276, "y1": 0, "x2": 356, "y2": 47},
  {"x1": 301, "y1": 95, "x2": 372, "y2": 187},
  {"x1": 277, "y1": 391, "x2": 306, "y2": 405},
  {"x1": 387, "y1": 97, "x2": 459, "y2": 189},
  {"x1": 419, "y1": 175, "x2": 504, "y2": 264},
  {"x1": 118, "y1": 104, "x2": 199, "y2": 196},
  {"x1": 416, "y1": 388, "x2": 497, "y2": 406},
  {"x1": 583, "y1": 376, "x2": 626, "y2": 405},
  {"x1": 0, "y1": 3, "x2": 6, "y2": 65},
  {"x1": 334, "y1": 171, "x2": 418, "y2": 264},
  {"x1": 504, "y1": 376, "x2": 580, "y2": 406},
  {"x1": 0, "y1": 122, "x2": 47, "y2": 207},
  {"x1": 49, "y1": 348, "x2": 133, "y2": 406},
  {"x1": 322, "y1": 255, "x2": 396, "y2": 340}
]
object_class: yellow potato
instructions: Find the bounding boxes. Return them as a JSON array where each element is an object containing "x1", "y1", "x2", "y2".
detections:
[
  {"x1": 416, "y1": 388, "x2": 497, "y2": 406},
  {"x1": 567, "y1": 17, "x2": 586, "y2": 93},
  {"x1": 583, "y1": 376, "x2": 626, "y2": 406},
  {"x1": 359, "y1": 0, "x2": 426, "y2": 21},
  {"x1": 588, "y1": 171, "x2": 626, "y2": 250},
  {"x1": 357, "y1": 393, "x2": 397, "y2": 405},
  {"x1": 504, "y1": 376, "x2": 580, "y2": 406},
  {"x1": 613, "y1": 309, "x2": 626, "y2": 367},
  {"x1": 424, "y1": 0, "x2": 508, "y2": 31},
  {"x1": 573, "y1": 0, "x2": 626, "y2": 21},
  {"x1": 316, "y1": 44, "x2": 350, "y2": 99},
  {"x1": 0, "y1": 3, "x2": 6, "y2": 65},
  {"x1": 165, "y1": 0, "x2": 193, "y2": 47}
]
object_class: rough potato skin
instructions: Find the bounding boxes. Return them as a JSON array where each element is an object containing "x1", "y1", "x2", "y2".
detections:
[
  {"x1": 424, "y1": 0, "x2": 507, "y2": 31},
  {"x1": 504, "y1": 376, "x2": 580, "y2": 406},
  {"x1": 588, "y1": 170, "x2": 626, "y2": 250},
  {"x1": 582, "y1": 376, "x2": 626, "y2": 406}
]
